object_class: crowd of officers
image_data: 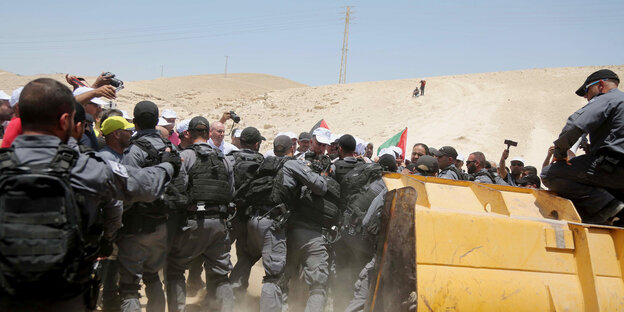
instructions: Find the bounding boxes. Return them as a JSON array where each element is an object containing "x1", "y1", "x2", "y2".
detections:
[{"x1": 0, "y1": 68, "x2": 623, "y2": 312}]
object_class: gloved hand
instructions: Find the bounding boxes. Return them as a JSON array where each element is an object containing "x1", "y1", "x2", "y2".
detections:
[{"x1": 161, "y1": 151, "x2": 181, "y2": 178}]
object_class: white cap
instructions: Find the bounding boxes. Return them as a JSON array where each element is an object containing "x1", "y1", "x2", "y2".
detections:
[
  {"x1": 120, "y1": 109, "x2": 132, "y2": 120},
  {"x1": 510, "y1": 156, "x2": 525, "y2": 164},
  {"x1": 312, "y1": 127, "x2": 332, "y2": 145},
  {"x1": 456, "y1": 154, "x2": 465, "y2": 162},
  {"x1": 378, "y1": 148, "x2": 396, "y2": 158},
  {"x1": 233, "y1": 129, "x2": 242, "y2": 138},
  {"x1": 72, "y1": 87, "x2": 107, "y2": 106},
  {"x1": 162, "y1": 109, "x2": 177, "y2": 119},
  {"x1": 390, "y1": 146, "x2": 403, "y2": 157},
  {"x1": 176, "y1": 119, "x2": 191, "y2": 133},
  {"x1": 9, "y1": 87, "x2": 23, "y2": 107},
  {"x1": 277, "y1": 131, "x2": 297, "y2": 140},
  {"x1": 0, "y1": 90, "x2": 9, "y2": 101},
  {"x1": 157, "y1": 117, "x2": 169, "y2": 126}
]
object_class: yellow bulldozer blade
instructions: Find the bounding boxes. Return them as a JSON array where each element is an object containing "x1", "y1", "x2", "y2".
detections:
[{"x1": 368, "y1": 173, "x2": 624, "y2": 312}]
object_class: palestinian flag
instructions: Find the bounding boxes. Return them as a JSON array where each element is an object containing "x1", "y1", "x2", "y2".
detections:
[
  {"x1": 377, "y1": 127, "x2": 408, "y2": 158},
  {"x1": 310, "y1": 119, "x2": 330, "y2": 133}
]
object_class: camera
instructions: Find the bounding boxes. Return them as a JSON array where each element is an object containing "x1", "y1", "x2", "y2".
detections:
[
  {"x1": 229, "y1": 111, "x2": 240, "y2": 123},
  {"x1": 102, "y1": 72, "x2": 124, "y2": 89}
]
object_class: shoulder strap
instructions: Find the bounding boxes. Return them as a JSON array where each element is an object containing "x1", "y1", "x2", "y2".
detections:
[
  {"x1": 0, "y1": 148, "x2": 19, "y2": 171},
  {"x1": 132, "y1": 137, "x2": 161, "y2": 161},
  {"x1": 49, "y1": 145, "x2": 79, "y2": 175}
]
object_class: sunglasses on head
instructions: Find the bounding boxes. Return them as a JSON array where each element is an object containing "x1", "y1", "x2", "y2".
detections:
[{"x1": 584, "y1": 80, "x2": 601, "y2": 94}]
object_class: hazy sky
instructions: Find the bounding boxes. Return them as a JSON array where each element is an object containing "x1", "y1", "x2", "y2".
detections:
[{"x1": 1, "y1": 0, "x2": 623, "y2": 86}]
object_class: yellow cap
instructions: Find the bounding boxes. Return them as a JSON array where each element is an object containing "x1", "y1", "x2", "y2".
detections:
[{"x1": 101, "y1": 116, "x2": 135, "y2": 136}]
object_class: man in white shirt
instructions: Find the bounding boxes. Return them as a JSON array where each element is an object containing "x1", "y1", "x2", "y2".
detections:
[{"x1": 208, "y1": 121, "x2": 239, "y2": 154}]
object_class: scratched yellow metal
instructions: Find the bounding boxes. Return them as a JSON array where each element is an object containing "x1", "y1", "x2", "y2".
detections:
[{"x1": 376, "y1": 173, "x2": 624, "y2": 311}]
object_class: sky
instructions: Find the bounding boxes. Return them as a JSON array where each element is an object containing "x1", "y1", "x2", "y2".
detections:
[{"x1": 1, "y1": 0, "x2": 623, "y2": 86}]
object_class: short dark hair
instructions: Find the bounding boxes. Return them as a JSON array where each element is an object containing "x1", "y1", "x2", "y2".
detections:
[
  {"x1": 20, "y1": 78, "x2": 75, "y2": 132},
  {"x1": 519, "y1": 174, "x2": 541, "y2": 188},
  {"x1": 74, "y1": 102, "x2": 86, "y2": 124},
  {"x1": 338, "y1": 134, "x2": 356, "y2": 154},
  {"x1": 413, "y1": 143, "x2": 430, "y2": 155},
  {"x1": 523, "y1": 165, "x2": 538, "y2": 176},
  {"x1": 100, "y1": 109, "x2": 123, "y2": 127}
]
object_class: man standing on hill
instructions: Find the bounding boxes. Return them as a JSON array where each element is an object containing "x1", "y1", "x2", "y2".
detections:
[
  {"x1": 542, "y1": 69, "x2": 624, "y2": 226},
  {"x1": 420, "y1": 79, "x2": 426, "y2": 96}
]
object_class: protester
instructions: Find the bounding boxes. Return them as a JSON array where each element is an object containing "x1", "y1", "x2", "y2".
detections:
[
  {"x1": 208, "y1": 121, "x2": 239, "y2": 154},
  {"x1": 0, "y1": 87, "x2": 23, "y2": 148},
  {"x1": 411, "y1": 143, "x2": 429, "y2": 163}
]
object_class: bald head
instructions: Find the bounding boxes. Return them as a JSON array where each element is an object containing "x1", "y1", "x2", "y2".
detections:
[{"x1": 210, "y1": 121, "x2": 226, "y2": 146}]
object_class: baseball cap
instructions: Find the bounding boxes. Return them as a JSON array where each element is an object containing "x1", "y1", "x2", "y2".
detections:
[
  {"x1": 162, "y1": 109, "x2": 177, "y2": 119},
  {"x1": 338, "y1": 134, "x2": 356, "y2": 152},
  {"x1": 120, "y1": 109, "x2": 132, "y2": 121},
  {"x1": 378, "y1": 154, "x2": 398, "y2": 172},
  {"x1": 433, "y1": 146, "x2": 458, "y2": 159},
  {"x1": 330, "y1": 133, "x2": 343, "y2": 144},
  {"x1": 456, "y1": 154, "x2": 465, "y2": 162},
  {"x1": 312, "y1": 128, "x2": 332, "y2": 145},
  {"x1": 72, "y1": 87, "x2": 107, "y2": 106},
  {"x1": 390, "y1": 146, "x2": 403, "y2": 158},
  {"x1": 298, "y1": 132, "x2": 312, "y2": 141},
  {"x1": 157, "y1": 117, "x2": 169, "y2": 126},
  {"x1": 240, "y1": 127, "x2": 266, "y2": 144},
  {"x1": 0, "y1": 90, "x2": 9, "y2": 101},
  {"x1": 415, "y1": 155, "x2": 439, "y2": 175},
  {"x1": 575, "y1": 69, "x2": 620, "y2": 96},
  {"x1": 9, "y1": 87, "x2": 23, "y2": 107},
  {"x1": 101, "y1": 116, "x2": 135, "y2": 135},
  {"x1": 176, "y1": 119, "x2": 191, "y2": 133},
  {"x1": 274, "y1": 135, "x2": 292, "y2": 154},
  {"x1": 510, "y1": 156, "x2": 525, "y2": 165},
  {"x1": 188, "y1": 116, "x2": 210, "y2": 131}
]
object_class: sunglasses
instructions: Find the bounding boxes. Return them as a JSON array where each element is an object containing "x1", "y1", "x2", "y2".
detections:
[
  {"x1": 584, "y1": 80, "x2": 601, "y2": 94},
  {"x1": 466, "y1": 160, "x2": 477, "y2": 165}
]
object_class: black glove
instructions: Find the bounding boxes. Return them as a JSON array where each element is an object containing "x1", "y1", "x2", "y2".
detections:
[
  {"x1": 161, "y1": 151, "x2": 181, "y2": 178},
  {"x1": 98, "y1": 238, "x2": 114, "y2": 257}
]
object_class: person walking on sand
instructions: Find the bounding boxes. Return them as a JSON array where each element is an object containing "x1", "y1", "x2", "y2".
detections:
[{"x1": 420, "y1": 79, "x2": 426, "y2": 96}]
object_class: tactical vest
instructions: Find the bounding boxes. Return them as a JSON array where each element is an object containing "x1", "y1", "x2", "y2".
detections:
[
  {"x1": 441, "y1": 165, "x2": 468, "y2": 181},
  {"x1": 245, "y1": 156, "x2": 291, "y2": 210},
  {"x1": 187, "y1": 145, "x2": 232, "y2": 205},
  {"x1": 230, "y1": 150, "x2": 264, "y2": 210},
  {"x1": 333, "y1": 157, "x2": 365, "y2": 183},
  {"x1": 340, "y1": 162, "x2": 384, "y2": 234},
  {"x1": 122, "y1": 136, "x2": 188, "y2": 234},
  {"x1": 0, "y1": 145, "x2": 96, "y2": 298},
  {"x1": 469, "y1": 169, "x2": 496, "y2": 184},
  {"x1": 299, "y1": 176, "x2": 341, "y2": 229}
]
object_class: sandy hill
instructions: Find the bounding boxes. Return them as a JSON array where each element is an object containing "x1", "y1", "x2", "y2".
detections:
[{"x1": 3, "y1": 66, "x2": 624, "y2": 169}]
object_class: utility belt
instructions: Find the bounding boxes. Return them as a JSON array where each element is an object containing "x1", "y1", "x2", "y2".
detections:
[
  {"x1": 121, "y1": 203, "x2": 167, "y2": 235},
  {"x1": 322, "y1": 225, "x2": 341, "y2": 245},
  {"x1": 590, "y1": 151, "x2": 624, "y2": 175},
  {"x1": 188, "y1": 202, "x2": 229, "y2": 220},
  {"x1": 252, "y1": 204, "x2": 285, "y2": 220},
  {"x1": 341, "y1": 210, "x2": 364, "y2": 236}
]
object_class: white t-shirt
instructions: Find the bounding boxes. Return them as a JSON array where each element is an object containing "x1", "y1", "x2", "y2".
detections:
[{"x1": 208, "y1": 138, "x2": 239, "y2": 155}]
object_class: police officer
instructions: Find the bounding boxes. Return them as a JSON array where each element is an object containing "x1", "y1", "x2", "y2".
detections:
[
  {"x1": 435, "y1": 146, "x2": 462, "y2": 180},
  {"x1": 0, "y1": 78, "x2": 176, "y2": 312},
  {"x1": 117, "y1": 101, "x2": 185, "y2": 312},
  {"x1": 167, "y1": 116, "x2": 235, "y2": 312},
  {"x1": 281, "y1": 150, "x2": 339, "y2": 312},
  {"x1": 466, "y1": 151, "x2": 506, "y2": 185},
  {"x1": 332, "y1": 134, "x2": 386, "y2": 311},
  {"x1": 232, "y1": 135, "x2": 293, "y2": 311},
  {"x1": 413, "y1": 155, "x2": 439, "y2": 177},
  {"x1": 542, "y1": 69, "x2": 624, "y2": 225}
]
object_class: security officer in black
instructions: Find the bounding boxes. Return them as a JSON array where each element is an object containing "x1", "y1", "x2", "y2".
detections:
[
  {"x1": 232, "y1": 134, "x2": 292, "y2": 312},
  {"x1": 0, "y1": 78, "x2": 176, "y2": 312},
  {"x1": 542, "y1": 69, "x2": 624, "y2": 225},
  {"x1": 117, "y1": 101, "x2": 186, "y2": 312},
  {"x1": 281, "y1": 150, "x2": 339, "y2": 312},
  {"x1": 228, "y1": 127, "x2": 267, "y2": 301},
  {"x1": 169, "y1": 116, "x2": 235, "y2": 312}
]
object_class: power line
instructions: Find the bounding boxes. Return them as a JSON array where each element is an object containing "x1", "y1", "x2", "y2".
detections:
[{"x1": 339, "y1": 6, "x2": 351, "y2": 84}]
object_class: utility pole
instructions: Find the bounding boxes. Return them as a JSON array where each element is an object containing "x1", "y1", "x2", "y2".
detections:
[
  {"x1": 224, "y1": 56, "x2": 229, "y2": 78},
  {"x1": 339, "y1": 6, "x2": 351, "y2": 84}
]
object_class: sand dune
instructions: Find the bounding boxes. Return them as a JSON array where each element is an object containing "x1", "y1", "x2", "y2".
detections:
[{"x1": 3, "y1": 65, "x2": 624, "y2": 169}]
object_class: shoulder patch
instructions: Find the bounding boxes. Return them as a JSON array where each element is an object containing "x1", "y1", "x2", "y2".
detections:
[{"x1": 107, "y1": 160, "x2": 130, "y2": 178}]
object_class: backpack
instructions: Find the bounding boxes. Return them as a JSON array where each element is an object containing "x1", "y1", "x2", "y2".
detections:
[
  {"x1": 245, "y1": 156, "x2": 291, "y2": 209},
  {"x1": 299, "y1": 176, "x2": 341, "y2": 230},
  {"x1": 340, "y1": 162, "x2": 384, "y2": 233},
  {"x1": 231, "y1": 151, "x2": 264, "y2": 208},
  {"x1": 0, "y1": 145, "x2": 89, "y2": 297}
]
